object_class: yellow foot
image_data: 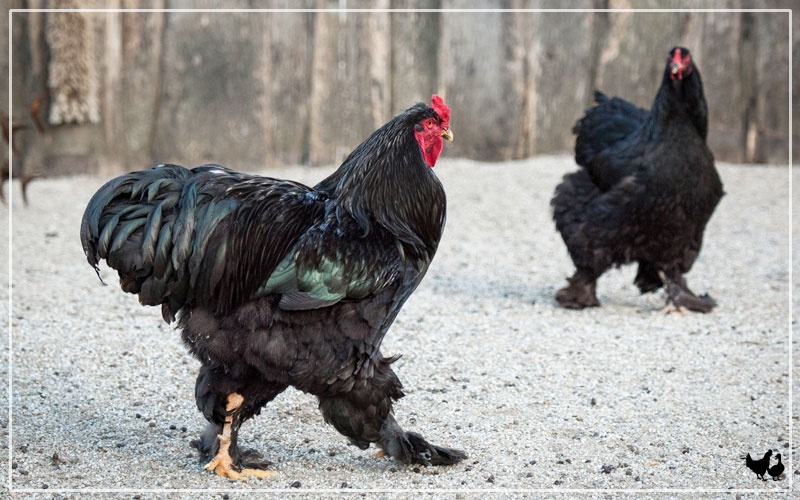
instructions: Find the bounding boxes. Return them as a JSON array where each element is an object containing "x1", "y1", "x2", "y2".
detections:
[
  {"x1": 373, "y1": 450, "x2": 387, "y2": 459},
  {"x1": 205, "y1": 454, "x2": 278, "y2": 481},
  {"x1": 205, "y1": 434, "x2": 277, "y2": 481}
]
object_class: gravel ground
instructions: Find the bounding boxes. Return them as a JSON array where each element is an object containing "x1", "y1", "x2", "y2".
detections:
[{"x1": 1, "y1": 156, "x2": 794, "y2": 498}]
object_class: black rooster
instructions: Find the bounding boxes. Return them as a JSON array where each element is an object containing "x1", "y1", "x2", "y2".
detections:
[
  {"x1": 80, "y1": 95, "x2": 466, "y2": 479},
  {"x1": 768, "y1": 453, "x2": 784, "y2": 481},
  {"x1": 745, "y1": 449, "x2": 772, "y2": 481},
  {"x1": 552, "y1": 47, "x2": 723, "y2": 312}
]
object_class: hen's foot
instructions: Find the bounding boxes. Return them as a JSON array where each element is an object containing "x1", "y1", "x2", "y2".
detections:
[
  {"x1": 671, "y1": 292, "x2": 716, "y2": 313},
  {"x1": 555, "y1": 280, "x2": 600, "y2": 309},
  {"x1": 204, "y1": 434, "x2": 278, "y2": 480},
  {"x1": 204, "y1": 436, "x2": 276, "y2": 480},
  {"x1": 390, "y1": 431, "x2": 467, "y2": 466},
  {"x1": 380, "y1": 420, "x2": 466, "y2": 466},
  {"x1": 202, "y1": 392, "x2": 277, "y2": 481},
  {"x1": 658, "y1": 271, "x2": 716, "y2": 313}
]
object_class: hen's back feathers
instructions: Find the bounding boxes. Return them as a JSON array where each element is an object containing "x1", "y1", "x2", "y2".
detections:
[
  {"x1": 80, "y1": 164, "x2": 324, "y2": 321},
  {"x1": 573, "y1": 91, "x2": 649, "y2": 181}
]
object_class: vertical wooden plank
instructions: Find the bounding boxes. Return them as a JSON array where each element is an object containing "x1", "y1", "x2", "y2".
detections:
[
  {"x1": 523, "y1": 8, "x2": 596, "y2": 156},
  {"x1": 101, "y1": 2, "x2": 123, "y2": 171},
  {"x1": 260, "y1": 7, "x2": 314, "y2": 166},
  {"x1": 114, "y1": 1, "x2": 166, "y2": 171},
  {"x1": 8, "y1": 8, "x2": 45, "y2": 181},
  {"x1": 793, "y1": 6, "x2": 800, "y2": 164},
  {"x1": 750, "y1": 9, "x2": 791, "y2": 163},
  {"x1": 438, "y1": 3, "x2": 513, "y2": 161},
  {"x1": 596, "y1": 4, "x2": 687, "y2": 107},
  {"x1": 683, "y1": 9, "x2": 749, "y2": 163},
  {"x1": 389, "y1": 0, "x2": 440, "y2": 115},
  {"x1": 152, "y1": 2, "x2": 269, "y2": 170},
  {"x1": 2, "y1": 3, "x2": 26, "y2": 128},
  {"x1": 0, "y1": 3, "x2": 13, "y2": 115},
  {"x1": 0, "y1": 0, "x2": 26, "y2": 184},
  {"x1": 308, "y1": 2, "x2": 391, "y2": 166}
]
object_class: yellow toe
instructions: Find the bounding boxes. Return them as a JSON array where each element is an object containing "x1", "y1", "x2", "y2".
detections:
[{"x1": 241, "y1": 468, "x2": 279, "y2": 479}]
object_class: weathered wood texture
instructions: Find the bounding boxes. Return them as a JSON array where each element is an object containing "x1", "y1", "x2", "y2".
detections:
[{"x1": 3, "y1": 4, "x2": 794, "y2": 177}]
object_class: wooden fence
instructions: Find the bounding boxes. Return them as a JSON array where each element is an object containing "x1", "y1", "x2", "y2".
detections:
[{"x1": 2, "y1": 1, "x2": 795, "y2": 179}]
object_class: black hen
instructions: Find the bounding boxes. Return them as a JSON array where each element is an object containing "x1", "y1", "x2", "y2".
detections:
[
  {"x1": 552, "y1": 47, "x2": 723, "y2": 312},
  {"x1": 745, "y1": 449, "x2": 772, "y2": 481},
  {"x1": 80, "y1": 95, "x2": 466, "y2": 479},
  {"x1": 768, "y1": 453, "x2": 784, "y2": 481}
]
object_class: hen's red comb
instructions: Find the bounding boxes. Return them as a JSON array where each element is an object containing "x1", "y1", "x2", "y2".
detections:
[{"x1": 431, "y1": 94, "x2": 450, "y2": 127}]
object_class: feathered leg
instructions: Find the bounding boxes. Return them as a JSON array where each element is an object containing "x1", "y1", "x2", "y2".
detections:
[
  {"x1": 317, "y1": 359, "x2": 466, "y2": 467},
  {"x1": 657, "y1": 270, "x2": 716, "y2": 313},
  {"x1": 634, "y1": 261, "x2": 663, "y2": 293},
  {"x1": 556, "y1": 268, "x2": 601, "y2": 309}
]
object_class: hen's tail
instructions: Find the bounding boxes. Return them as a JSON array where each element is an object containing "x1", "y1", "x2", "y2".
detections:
[
  {"x1": 80, "y1": 164, "x2": 236, "y2": 322},
  {"x1": 573, "y1": 91, "x2": 649, "y2": 168}
]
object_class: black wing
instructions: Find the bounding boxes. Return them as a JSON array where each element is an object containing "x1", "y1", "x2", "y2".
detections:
[
  {"x1": 80, "y1": 164, "x2": 326, "y2": 321},
  {"x1": 573, "y1": 91, "x2": 650, "y2": 191}
]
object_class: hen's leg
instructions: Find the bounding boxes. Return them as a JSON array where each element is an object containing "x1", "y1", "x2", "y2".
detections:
[
  {"x1": 202, "y1": 393, "x2": 278, "y2": 480},
  {"x1": 657, "y1": 270, "x2": 716, "y2": 313},
  {"x1": 556, "y1": 267, "x2": 601, "y2": 309},
  {"x1": 192, "y1": 367, "x2": 285, "y2": 480},
  {"x1": 634, "y1": 261, "x2": 663, "y2": 293},
  {"x1": 317, "y1": 359, "x2": 466, "y2": 467}
]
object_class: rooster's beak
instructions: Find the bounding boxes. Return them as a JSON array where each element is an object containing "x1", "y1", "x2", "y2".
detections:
[{"x1": 441, "y1": 129, "x2": 453, "y2": 142}]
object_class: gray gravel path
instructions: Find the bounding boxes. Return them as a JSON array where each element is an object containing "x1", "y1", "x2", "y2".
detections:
[{"x1": 1, "y1": 156, "x2": 794, "y2": 498}]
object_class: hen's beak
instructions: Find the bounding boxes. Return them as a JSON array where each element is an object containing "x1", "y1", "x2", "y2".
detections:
[{"x1": 441, "y1": 129, "x2": 454, "y2": 142}]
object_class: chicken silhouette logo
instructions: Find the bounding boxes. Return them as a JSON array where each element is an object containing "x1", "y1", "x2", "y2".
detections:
[{"x1": 743, "y1": 449, "x2": 784, "y2": 481}]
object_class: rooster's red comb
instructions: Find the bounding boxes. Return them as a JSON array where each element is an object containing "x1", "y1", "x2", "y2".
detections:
[{"x1": 431, "y1": 94, "x2": 450, "y2": 126}]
